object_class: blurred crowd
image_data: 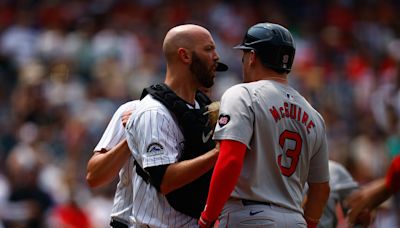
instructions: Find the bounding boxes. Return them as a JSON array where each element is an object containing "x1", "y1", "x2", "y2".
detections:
[{"x1": 0, "y1": 0, "x2": 399, "y2": 227}]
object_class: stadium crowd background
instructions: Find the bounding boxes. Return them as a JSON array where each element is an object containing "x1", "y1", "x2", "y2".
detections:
[{"x1": 0, "y1": 0, "x2": 399, "y2": 227}]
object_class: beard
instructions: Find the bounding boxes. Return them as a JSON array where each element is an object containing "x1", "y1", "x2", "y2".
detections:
[{"x1": 190, "y1": 52, "x2": 215, "y2": 88}]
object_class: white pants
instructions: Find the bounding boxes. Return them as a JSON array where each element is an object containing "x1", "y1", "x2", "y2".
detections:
[{"x1": 218, "y1": 198, "x2": 306, "y2": 228}]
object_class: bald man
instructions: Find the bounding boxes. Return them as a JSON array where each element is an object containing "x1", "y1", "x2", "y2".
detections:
[{"x1": 125, "y1": 24, "x2": 225, "y2": 227}]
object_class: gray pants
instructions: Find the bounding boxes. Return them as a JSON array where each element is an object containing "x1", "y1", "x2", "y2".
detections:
[{"x1": 218, "y1": 198, "x2": 307, "y2": 228}]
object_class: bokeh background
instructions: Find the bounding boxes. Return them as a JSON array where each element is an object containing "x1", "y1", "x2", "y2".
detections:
[{"x1": 0, "y1": 0, "x2": 399, "y2": 227}]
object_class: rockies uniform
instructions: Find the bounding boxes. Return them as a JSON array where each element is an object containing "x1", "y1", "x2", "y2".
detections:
[
  {"x1": 125, "y1": 94, "x2": 198, "y2": 228},
  {"x1": 94, "y1": 100, "x2": 139, "y2": 226},
  {"x1": 214, "y1": 80, "x2": 330, "y2": 226}
]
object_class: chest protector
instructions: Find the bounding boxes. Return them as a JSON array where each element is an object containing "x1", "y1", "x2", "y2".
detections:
[{"x1": 139, "y1": 83, "x2": 215, "y2": 218}]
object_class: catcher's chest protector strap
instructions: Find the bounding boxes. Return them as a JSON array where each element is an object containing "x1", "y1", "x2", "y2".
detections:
[
  {"x1": 140, "y1": 83, "x2": 211, "y2": 118},
  {"x1": 137, "y1": 83, "x2": 215, "y2": 218}
]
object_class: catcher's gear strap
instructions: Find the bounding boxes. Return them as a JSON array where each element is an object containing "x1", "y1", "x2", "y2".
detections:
[
  {"x1": 137, "y1": 83, "x2": 216, "y2": 218},
  {"x1": 140, "y1": 83, "x2": 212, "y2": 110},
  {"x1": 201, "y1": 140, "x2": 246, "y2": 222},
  {"x1": 146, "y1": 164, "x2": 168, "y2": 192},
  {"x1": 133, "y1": 160, "x2": 167, "y2": 192}
]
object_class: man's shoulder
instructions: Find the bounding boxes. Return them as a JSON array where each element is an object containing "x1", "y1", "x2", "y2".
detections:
[
  {"x1": 223, "y1": 83, "x2": 252, "y2": 98},
  {"x1": 227, "y1": 80, "x2": 279, "y2": 93},
  {"x1": 223, "y1": 81, "x2": 290, "y2": 101},
  {"x1": 329, "y1": 160, "x2": 358, "y2": 190},
  {"x1": 118, "y1": 100, "x2": 140, "y2": 111},
  {"x1": 136, "y1": 94, "x2": 172, "y2": 118},
  {"x1": 329, "y1": 160, "x2": 348, "y2": 176}
]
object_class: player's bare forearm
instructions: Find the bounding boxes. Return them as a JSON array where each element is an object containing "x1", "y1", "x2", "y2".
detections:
[
  {"x1": 303, "y1": 181, "x2": 330, "y2": 225},
  {"x1": 86, "y1": 139, "x2": 131, "y2": 188},
  {"x1": 369, "y1": 179, "x2": 391, "y2": 209},
  {"x1": 347, "y1": 156, "x2": 399, "y2": 225},
  {"x1": 347, "y1": 178, "x2": 389, "y2": 224},
  {"x1": 160, "y1": 147, "x2": 219, "y2": 194}
]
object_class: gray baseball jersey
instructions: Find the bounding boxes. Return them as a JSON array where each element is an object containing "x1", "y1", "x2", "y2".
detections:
[
  {"x1": 125, "y1": 94, "x2": 198, "y2": 228},
  {"x1": 213, "y1": 80, "x2": 330, "y2": 214},
  {"x1": 318, "y1": 160, "x2": 358, "y2": 228},
  {"x1": 94, "y1": 100, "x2": 139, "y2": 225}
]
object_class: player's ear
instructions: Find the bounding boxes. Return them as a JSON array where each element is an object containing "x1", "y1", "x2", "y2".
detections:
[
  {"x1": 178, "y1": 48, "x2": 191, "y2": 64},
  {"x1": 249, "y1": 50, "x2": 257, "y2": 66}
]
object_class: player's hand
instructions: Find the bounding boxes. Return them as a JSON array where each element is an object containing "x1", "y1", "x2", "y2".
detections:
[
  {"x1": 352, "y1": 209, "x2": 372, "y2": 227},
  {"x1": 304, "y1": 216, "x2": 319, "y2": 228},
  {"x1": 121, "y1": 110, "x2": 133, "y2": 127},
  {"x1": 346, "y1": 189, "x2": 366, "y2": 224},
  {"x1": 346, "y1": 189, "x2": 372, "y2": 226}
]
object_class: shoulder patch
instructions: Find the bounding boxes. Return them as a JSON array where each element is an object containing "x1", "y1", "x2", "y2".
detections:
[
  {"x1": 218, "y1": 114, "x2": 230, "y2": 127},
  {"x1": 147, "y1": 143, "x2": 164, "y2": 156}
]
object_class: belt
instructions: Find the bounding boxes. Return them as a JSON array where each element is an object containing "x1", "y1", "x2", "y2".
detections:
[
  {"x1": 110, "y1": 219, "x2": 128, "y2": 228},
  {"x1": 242, "y1": 199, "x2": 273, "y2": 206}
]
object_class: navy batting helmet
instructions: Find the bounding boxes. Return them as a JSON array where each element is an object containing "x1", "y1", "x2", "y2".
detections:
[{"x1": 234, "y1": 22, "x2": 296, "y2": 73}]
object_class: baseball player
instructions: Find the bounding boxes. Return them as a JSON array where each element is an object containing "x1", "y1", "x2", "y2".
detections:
[
  {"x1": 347, "y1": 155, "x2": 400, "y2": 226},
  {"x1": 86, "y1": 100, "x2": 138, "y2": 228},
  {"x1": 199, "y1": 22, "x2": 330, "y2": 228},
  {"x1": 312, "y1": 160, "x2": 359, "y2": 228},
  {"x1": 125, "y1": 24, "x2": 226, "y2": 227}
]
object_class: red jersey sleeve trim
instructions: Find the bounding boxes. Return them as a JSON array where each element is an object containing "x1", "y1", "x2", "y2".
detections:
[{"x1": 385, "y1": 155, "x2": 400, "y2": 193}]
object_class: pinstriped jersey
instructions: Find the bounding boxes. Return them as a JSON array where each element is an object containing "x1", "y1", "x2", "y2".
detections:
[
  {"x1": 125, "y1": 94, "x2": 198, "y2": 227},
  {"x1": 94, "y1": 100, "x2": 139, "y2": 225},
  {"x1": 213, "y1": 80, "x2": 329, "y2": 214}
]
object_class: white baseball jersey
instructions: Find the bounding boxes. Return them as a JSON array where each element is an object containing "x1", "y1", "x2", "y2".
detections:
[
  {"x1": 213, "y1": 80, "x2": 330, "y2": 214},
  {"x1": 125, "y1": 94, "x2": 198, "y2": 228},
  {"x1": 94, "y1": 100, "x2": 139, "y2": 225}
]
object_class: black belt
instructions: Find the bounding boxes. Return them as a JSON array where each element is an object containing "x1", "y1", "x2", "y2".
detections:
[
  {"x1": 242, "y1": 199, "x2": 273, "y2": 206},
  {"x1": 110, "y1": 219, "x2": 128, "y2": 228}
]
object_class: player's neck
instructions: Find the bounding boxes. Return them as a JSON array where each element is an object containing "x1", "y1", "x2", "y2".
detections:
[
  {"x1": 249, "y1": 66, "x2": 288, "y2": 84},
  {"x1": 164, "y1": 77, "x2": 196, "y2": 105},
  {"x1": 266, "y1": 76, "x2": 288, "y2": 84},
  {"x1": 263, "y1": 69, "x2": 288, "y2": 84}
]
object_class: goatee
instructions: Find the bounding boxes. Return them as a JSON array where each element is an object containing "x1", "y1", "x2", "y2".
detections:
[{"x1": 190, "y1": 52, "x2": 215, "y2": 88}]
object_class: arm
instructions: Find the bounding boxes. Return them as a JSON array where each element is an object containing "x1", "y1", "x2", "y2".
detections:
[
  {"x1": 347, "y1": 178, "x2": 389, "y2": 225},
  {"x1": 303, "y1": 181, "x2": 330, "y2": 228},
  {"x1": 303, "y1": 118, "x2": 330, "y2": 228},
  {"x1": 199, "y1": 140, "x2": 247, "y2": 227},
  {"x1": 86, "y1": 106, "x2": 135, "y2": 188},
  {"x1": 160, "y1": 146, "x2": 219, "y2": 194},
  {"x1": 347, "y1": 155, "x2": 400, "y2": 225},
  {"x1": 332, "y1": 163, "x2": 369, "y2": 227},
  {"x1": 86, "y1": 139, "x2": 131, "y2": 188},
  {"x1": 128, "y1": 107, "x2": 220, "y2": 194}
]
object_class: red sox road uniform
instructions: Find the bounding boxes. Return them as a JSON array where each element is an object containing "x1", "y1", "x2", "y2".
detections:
[
  {"x1": 94, "y1": 101, "x2": 139, "y2": 226},
  {"x1": 205, "y1": 80, "x2": 330, "y2": 227},
  {"x1": 125, "y1": 94, "x2": 198, "y2": 228}
]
